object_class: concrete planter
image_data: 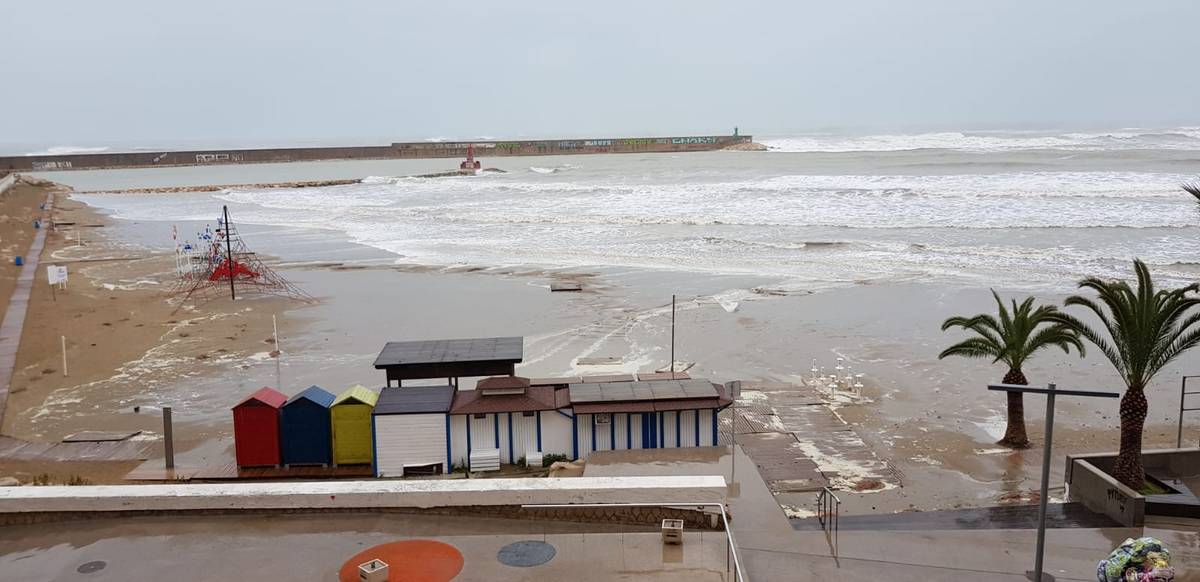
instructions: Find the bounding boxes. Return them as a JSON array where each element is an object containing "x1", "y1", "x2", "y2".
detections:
[{"x1": 1065, "y1": 447, "x2": 1200, "y2": 526}]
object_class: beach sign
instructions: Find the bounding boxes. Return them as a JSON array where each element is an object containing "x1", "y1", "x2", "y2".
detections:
[{"x1": 47, "y1": 265, "x2": 68, "y2": 286}]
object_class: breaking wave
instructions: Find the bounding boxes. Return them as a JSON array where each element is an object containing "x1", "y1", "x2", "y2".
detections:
[
  {"x1": 763, "y1": 128, "x2": 1200, "y2": 153},
  {"x1": 25, "y1": 145, "x2": 111, "y2": 156}
]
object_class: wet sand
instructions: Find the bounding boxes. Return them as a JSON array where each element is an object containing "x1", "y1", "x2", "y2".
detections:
[{"x1": 0, "y1": 186, "x2": 298, "y2": 482}]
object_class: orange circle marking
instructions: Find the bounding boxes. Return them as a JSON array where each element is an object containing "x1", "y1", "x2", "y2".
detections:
[{"x1": 339, "y1": 539, "x2": 464, "y2": 582}]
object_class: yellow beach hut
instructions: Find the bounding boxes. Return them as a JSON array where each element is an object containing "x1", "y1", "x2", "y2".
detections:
[{"x1": 330, "y1": 385, "x2": 379, "y2": 465}]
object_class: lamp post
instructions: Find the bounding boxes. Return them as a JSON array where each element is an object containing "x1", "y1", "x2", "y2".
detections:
[{"x1": 987, "y1": 383, "x2": 1119, "y2": 582}]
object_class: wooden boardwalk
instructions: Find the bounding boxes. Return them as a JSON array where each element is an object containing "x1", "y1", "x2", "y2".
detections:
[
  {"x1": 0, "y1": 435, "x2": 153, "y2": 463},
  {"x1": 725, "y1": 381, "x2": 900, "y2": 494},
  {"x1": 0, "y1": 192, "x2": 52, "y2": 423},
  {"x1": 126, "y1": 462, "x2": 374, "y2": 482}
]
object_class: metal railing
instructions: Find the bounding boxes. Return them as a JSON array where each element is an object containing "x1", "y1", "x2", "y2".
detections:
[
  {"x1": 816, "y1": 486, "x2": 840, "y2": 551},
  {"x1": 1179, "y1": 376, "x2": 1200, "y2": 448},
  {"x1": 522, "y1": 501, "x2": 747, "y2": 582}
]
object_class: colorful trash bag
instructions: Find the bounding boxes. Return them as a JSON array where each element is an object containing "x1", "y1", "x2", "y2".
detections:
[{"x1": 1097, "y1": 537, "x2": 1173, "y2": 582}]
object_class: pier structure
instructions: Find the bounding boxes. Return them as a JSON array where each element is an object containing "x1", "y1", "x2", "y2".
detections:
[{"x1": 2, "y1": 133, "x2": 754, "y2": 173}]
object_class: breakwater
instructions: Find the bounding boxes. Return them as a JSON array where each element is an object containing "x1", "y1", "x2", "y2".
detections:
[{"x1": 3, "y1": 134, "x2": 753, "y2": 172}]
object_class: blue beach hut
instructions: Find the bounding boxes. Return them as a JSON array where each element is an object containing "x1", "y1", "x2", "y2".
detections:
[{"x1": 280, "y1": 385, "x2": 336, "y2": 466}]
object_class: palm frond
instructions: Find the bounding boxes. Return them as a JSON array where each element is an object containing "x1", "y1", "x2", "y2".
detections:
[{"x1": 1184, "y1": 181, "x2": 1200, "y2": 200}]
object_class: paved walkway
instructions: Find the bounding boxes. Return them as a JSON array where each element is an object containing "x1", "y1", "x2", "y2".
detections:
[
  {"x1": 791, "y1": 502, "x2": 1121, "y2": 531},
  {"x1": 0, "y1": 191, "x2": 51, "y2": 423}
]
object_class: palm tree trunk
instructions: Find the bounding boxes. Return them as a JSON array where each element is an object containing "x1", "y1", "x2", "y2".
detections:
[
  {"x1": 1113, "y1": 384, "x2": 1147, "y2": 489},
  {"x1": 998, "y1": 368, "x2": 1030, "y2": 448}
]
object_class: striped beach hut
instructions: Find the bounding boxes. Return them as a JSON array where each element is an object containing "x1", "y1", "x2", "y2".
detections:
[
  {"x1": 330, "y1": 385, "x2": 379, "y2": 466},
  {"x1": 281, "y1": 385, "x2": 336, "y2": 466},
  {"x1": 232, "y1": 386, "x2": 288, "y2": 467}
]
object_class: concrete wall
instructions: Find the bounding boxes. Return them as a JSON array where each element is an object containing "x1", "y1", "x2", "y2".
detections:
[
  {"x1": 0, "y1": 173, "x2": 16, "y2": 196},
  {"x1": 0, "y1": 135, "x2": 753, "y2": 172},
  {"x1": 1067, "y1": 458, "x2": 1144, "y2": 526},
  {"x1": 1064, "y1": 448, "x2": 1200, "y2": 526},
  {"x1": 0, "y1": 475, "x2": 726, "y2": 515}
]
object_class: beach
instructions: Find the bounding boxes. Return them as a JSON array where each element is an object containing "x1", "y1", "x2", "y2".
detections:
[{"x1": 3, "y1": 132, "x2": 1199, "y2": 513}]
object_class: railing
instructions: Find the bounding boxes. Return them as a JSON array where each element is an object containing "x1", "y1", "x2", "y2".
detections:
[
  {"x1": 522, "y1": 501, "x2": 747, "y2": 582},
  {"x1": 816, "y1": 486, "x2": 840, "y2": 552},
  {"x1": 1179, "y1": 376, "x2": 1200, "y2": 448}
]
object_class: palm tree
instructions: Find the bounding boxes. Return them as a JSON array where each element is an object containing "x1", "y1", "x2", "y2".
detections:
[
  {"x1": 1055, "y1": 259, "x2": 1200, "y2": 488},
  {"x1": 939, "y1": 291, "x2": 1085, "y2": 448},
  {"x1": 1184, "y1": 181, "x2": 1200, "y2": 200}
]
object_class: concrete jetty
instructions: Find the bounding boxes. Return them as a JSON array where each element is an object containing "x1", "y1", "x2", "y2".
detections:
[{"x1": 2, "y1": 133, "x2": 756, "y2": 173}]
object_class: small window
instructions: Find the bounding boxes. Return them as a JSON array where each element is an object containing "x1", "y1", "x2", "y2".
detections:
[
  {"x1": 522, "y1": 411, "x2": 536, "y2": 417},
  {"x1": 473, "y1": 413, "x2": 486, "y2": 420},
  {"x1": 595, "y1": 413, "x2": 611, "y2": 424}
]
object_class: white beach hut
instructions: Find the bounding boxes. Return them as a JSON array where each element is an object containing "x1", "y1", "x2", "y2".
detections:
[{"x1": 371, "y1": 385, "x2": 455, "y2": 477}]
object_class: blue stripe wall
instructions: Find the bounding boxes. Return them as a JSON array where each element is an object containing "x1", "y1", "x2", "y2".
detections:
[{"x1": 536, "y1": 411, "x2": 543, "y2": 452}]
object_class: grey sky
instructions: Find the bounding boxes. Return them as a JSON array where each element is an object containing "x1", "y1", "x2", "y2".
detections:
[{"x1": 2, "y1": 1, "x2": 1198, "y2": 148}]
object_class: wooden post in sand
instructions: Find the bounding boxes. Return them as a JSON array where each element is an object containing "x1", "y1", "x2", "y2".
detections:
[
  {"x1": 273, "y1": 314, "x2": 281, "y2": 389},
  {"x1": 670, "y1": 295, "x2": 676, "y2": 379},
  {"x1": 60, "y1": 335, "x2": 68, "y2": 377}
]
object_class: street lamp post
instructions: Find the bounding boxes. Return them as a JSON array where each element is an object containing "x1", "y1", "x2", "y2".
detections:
[{"x1": 987, "y1": 383, "x2": 1119, "y2": 582}]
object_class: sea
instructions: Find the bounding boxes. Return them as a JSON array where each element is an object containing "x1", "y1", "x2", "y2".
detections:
[{"x1": 53, "y1": 127, "x2": 1200, "y2": 294}]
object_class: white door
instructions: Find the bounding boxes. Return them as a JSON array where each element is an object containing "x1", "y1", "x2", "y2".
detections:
[{"x1": 375, "y1": 413, "x2": 446, "y2": 477}]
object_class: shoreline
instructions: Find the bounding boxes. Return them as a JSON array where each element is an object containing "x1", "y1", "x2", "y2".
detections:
[
  {"x1": 0, "y1": 181, "x2": 1194, "y2": 514},
  {"x1": 1, "y1": 184, "x2": 304, "y2": 448}
]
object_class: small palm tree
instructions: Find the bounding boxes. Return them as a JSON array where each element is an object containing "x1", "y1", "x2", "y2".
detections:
[
  {"x1": 940, "y1": 291, "x2": 1085, "y2": 448},
  {"x1": 1055, "y1": 259, "x2": 1200, "y2": 488}
]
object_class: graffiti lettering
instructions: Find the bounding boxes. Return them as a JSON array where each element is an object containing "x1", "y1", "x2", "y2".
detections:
[
  {"x1": 583, "y1": 140, "x2": 612, "y2": 147},
  {"x1": 31, "y1": 161, "x2": 73, "y2": 170},
  {"x1": 671, "y1": 137, "x2": 717, "y2": 145},
  {"x1": 195, "y1": 153, "x2": 242, "y2": 163}
]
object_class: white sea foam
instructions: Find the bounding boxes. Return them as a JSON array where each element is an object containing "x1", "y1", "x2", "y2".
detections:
[
  {"x1": 73, "y1": 148, "x2": 1200, "y2": 294},
  {"x1": 763, "y1": 127, "x2": 1200, "y2": 153},
  {"x1": 25, "y1": 145, "x2": 112, "y2": 156}
]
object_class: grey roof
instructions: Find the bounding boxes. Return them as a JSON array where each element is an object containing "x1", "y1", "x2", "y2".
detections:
[
  {"x1": 567, "y1": 379, "x2": 718, "y2": 404},
  {"x1": 373, "y1": 385, "x2": 455, "y2": 415},
  {"x1": 373, "y1": 337, "x2": 524, "y2": 368}
]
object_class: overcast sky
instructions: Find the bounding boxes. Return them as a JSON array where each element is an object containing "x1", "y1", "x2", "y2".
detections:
[{"x1": 2, "y1": 1, "x2": 1198, "y2": 148}]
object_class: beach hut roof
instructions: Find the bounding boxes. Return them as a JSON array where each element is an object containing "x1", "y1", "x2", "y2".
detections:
[
  {"x1": 450, "y1": 385, "x2": 561, "y2": 415},
  {"x1": 285, "y1": 385, "x2": 336, "y2": 408},
  {"x1": 332, "y1": 385, "x2": 379, "y2": 407},
  {"x1": 233, "y1": 386, "x2": 288, "y2": 409},
  {"x1": 373, "y1": 385, "x2": 455, "y2": 415}
]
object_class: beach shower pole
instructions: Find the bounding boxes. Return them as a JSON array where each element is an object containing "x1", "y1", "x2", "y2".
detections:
[
  {"x1": 670, "y1": 295, "x2": 676, "y2": 379},
  {"x1": 987, "y1": 382, "x2": 1118, "y2": 582},
  {"x1": 273, "y1": 314, "x2": 281, "y2": 389},
  {"x1": 223, "y1": 205, "x2": 235, "y2": 301}
]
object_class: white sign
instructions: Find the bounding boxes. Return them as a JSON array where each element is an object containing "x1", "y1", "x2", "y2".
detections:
[{"x1": 47, "y1": 265, "x2": 68, "y2": 286}]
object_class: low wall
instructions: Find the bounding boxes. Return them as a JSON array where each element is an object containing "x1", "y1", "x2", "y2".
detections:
[
  {"x1": 1066, "y1": 459, "x2": 1144, "y2": 526},
  {"x1": 0, "y1": 173, "x2": 16, "y2": 195},
  {"x1": 1065, "y1": 448, "x2": 1200, "y2": 526},
  {"x1": 0, "y1": 504, "x2": 722, "y2": 529},
  {"x1": 0, "y1": 135, "x2": 753, "y2": 172},
  {"x1": 0, "y1": 475, "x2": 726, "y2": 516}
]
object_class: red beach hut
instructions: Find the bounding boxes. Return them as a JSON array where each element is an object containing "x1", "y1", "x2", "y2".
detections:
[{"x1": 232, "y1": 386, "x2": 288, "y2": 467}]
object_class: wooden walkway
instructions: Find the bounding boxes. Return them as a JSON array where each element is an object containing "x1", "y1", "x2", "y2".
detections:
[
  {"x1": 0, "y1": 192, "x2": 51, "y2": 423},
  {"x1": 725, "y1": 381, "x2": 900, "y2": 494},
  {"x1": 0, "y1": 435, "x2": 153, "y2": 463},
  {"x1": 126, "y1": 462, "x2": 374, "y2": 482}
]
